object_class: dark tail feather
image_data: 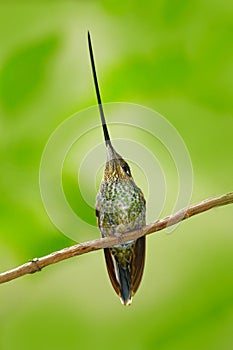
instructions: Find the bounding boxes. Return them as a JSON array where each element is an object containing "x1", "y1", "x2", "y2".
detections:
[
  {"x1": 118, "y1": 264, "x2": 132, "y2": 305},
  {"x1": 131, "y1": 236, "x2": 146, "y2": 295},
  {"x1": 104, "y1": 237, "x2": 146, "y2": 305},
  {"x1": 104, "y1": 248, "x2": 121, "y2": 296},
  {"x1": 104, "y1": 248, "x2": 132, "y2": 305}
]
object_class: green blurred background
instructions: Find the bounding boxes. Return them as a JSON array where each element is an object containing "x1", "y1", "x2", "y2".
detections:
[{"x1": 0, "y1": 1, "x2": 233, "y2": 349}]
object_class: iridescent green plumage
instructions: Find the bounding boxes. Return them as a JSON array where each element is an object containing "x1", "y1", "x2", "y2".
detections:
[
  {"x1": 96, "y1": 145, "x2": 146, "y2": 305},
  {"x1": 88, "y1": 32, "x2": 146, "y2": 305}
]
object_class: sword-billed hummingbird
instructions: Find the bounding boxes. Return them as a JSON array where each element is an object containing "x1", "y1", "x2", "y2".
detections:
[{"x1": 88, "y1": 32, "x2": 146, "y2": 305}]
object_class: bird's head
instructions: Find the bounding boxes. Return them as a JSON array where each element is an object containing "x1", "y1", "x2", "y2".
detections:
[{"x1": 104, "y1": 142, "x2": 132, "y2": 182}]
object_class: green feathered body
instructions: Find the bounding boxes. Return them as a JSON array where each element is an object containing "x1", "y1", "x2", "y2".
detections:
[
  {"x1": 96, "y1": 159, "x2": 146, "y2": 305},
  {"x1": 97, "y1": 177, "x2": 146, "y2": 237}
]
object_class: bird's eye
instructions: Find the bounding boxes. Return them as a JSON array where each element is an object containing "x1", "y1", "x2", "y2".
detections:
[{"x1": 122, "y1": 164, "x2": 131, "y2": 176}]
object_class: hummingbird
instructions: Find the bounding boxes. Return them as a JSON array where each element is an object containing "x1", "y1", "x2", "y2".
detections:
[{"x1": 87, "y1": 32, "x2": 146, "y2": 305}]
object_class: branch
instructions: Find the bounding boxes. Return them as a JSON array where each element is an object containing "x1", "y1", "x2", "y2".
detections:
[{"x1": 0, "y1": 192, "x2": 232, "y2": 285}]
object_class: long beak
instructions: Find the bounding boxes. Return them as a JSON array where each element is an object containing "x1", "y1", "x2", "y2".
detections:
[
  {"x1": 87, "y1": 31, "x2": 112, "y2": 148},
  {"x1": 106, "y1": 142, "x2": 119, "y2": 162}
]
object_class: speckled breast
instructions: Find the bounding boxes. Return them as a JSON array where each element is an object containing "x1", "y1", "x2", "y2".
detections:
[{"x1": 96, "y1": 178, "x2": 146, "y2": 238}]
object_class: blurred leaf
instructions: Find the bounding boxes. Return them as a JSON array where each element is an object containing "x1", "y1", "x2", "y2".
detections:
[
  {"x1": 161, "y1": 0, "x2": 194, "y2": 24},
  {"x1": 0, "y1": 34, "x2": 60, "y2": 112},
  {"x1": 105, "y1": 47, "x2": 191, "y2": 100}
]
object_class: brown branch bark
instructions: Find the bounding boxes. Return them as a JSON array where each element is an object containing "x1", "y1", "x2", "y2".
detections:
[{"x1": 0, "y1": 192, "x2": 232, "y2": 285}]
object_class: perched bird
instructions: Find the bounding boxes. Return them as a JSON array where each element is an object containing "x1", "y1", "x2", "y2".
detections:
[{"x1": 88, "y1": 32, "x2": 146, "y2": 305}]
